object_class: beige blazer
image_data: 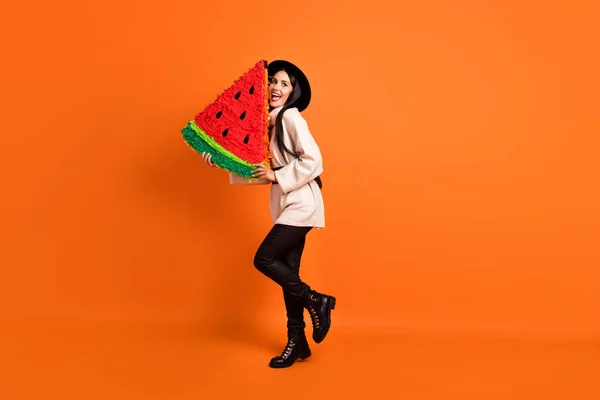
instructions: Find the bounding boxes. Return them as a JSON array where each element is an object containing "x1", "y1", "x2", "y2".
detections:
[{"x1": 229, "y1": 106, "x2": 325, "y2": 229}]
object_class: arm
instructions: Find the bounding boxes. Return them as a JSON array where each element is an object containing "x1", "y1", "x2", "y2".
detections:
[{"x1": 274, "y1": 110, "x2": 323, "y2": 194}]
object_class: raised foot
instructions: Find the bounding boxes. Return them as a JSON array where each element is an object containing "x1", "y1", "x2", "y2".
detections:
[{"x1": 308, "y1": 294, "x2": 337, "y2": 344}]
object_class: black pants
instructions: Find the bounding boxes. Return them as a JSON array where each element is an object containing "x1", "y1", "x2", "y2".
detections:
[{"x1": 253, "y1": 224, "x2": 313, "y2": 333}]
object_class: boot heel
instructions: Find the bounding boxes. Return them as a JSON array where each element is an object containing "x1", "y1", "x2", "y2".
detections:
[{"x1": 330, "y1": 296, "x2": 336, "y2": 310}]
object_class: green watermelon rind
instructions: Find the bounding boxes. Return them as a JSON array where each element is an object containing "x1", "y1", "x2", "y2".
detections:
[
  {"x1": 188, "y1": 120, "x2": 257, "y2": 168},
  {"x1": 182, "y1": 121, "x2": 258, "y2": 179}
]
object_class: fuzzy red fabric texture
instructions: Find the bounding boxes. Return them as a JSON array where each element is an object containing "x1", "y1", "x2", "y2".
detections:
[{"x1": 194, "y1": 60, "x2": 269, "y2": 165}]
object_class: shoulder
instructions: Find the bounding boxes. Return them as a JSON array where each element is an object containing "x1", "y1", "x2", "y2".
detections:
[{"x1": 282, "y1": 107, "x2": 308, "y2": 127}]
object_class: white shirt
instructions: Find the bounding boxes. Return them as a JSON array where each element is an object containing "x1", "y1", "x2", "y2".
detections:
[{"x1": 229, "y1": 106, "x2": 325, "y2": 228}]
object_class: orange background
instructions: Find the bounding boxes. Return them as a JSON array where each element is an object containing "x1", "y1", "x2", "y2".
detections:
[{"x1": 1, "y1": 0, "x2": 599, "y2": 398}]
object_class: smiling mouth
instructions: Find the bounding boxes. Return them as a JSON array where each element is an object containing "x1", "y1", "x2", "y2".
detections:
[{"x1": 271, "y1": 93, "x2": 281, "y2": 101}]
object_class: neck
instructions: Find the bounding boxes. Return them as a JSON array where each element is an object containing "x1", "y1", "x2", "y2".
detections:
[{"x1": 269, "y1": 106, "x2": 284, "y2": 126}]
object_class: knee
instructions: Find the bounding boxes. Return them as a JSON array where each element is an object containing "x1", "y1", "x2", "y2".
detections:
[{"x1": 253, "y1": 250, "x2": 273, "y2": 273}]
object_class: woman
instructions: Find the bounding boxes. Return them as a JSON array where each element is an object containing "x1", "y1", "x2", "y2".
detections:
[{"x1": 201, "y1": 60, "x2": 336, "y2": 368}]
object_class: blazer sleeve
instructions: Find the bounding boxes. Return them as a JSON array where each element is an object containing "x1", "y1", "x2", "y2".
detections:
[
  {"x1": 228, "y1": 173, "x2": 270, "y2": 185},
  {"x1": 274, "y1": 110, "x2": 323, "y2": 194}
]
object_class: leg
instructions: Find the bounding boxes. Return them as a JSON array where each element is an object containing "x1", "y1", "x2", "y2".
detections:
[
  {"x1": 253, "y1": 224, "x2": 313, "y2": 297},
  {"x1": 254, "y1": 225, "x2": 312, "y2": 368},
  {"x1": 254, "y1": 224, "x2": 337, "y2": 346},
  {"x1": 281, "y1": 236, "x2": 307, "y2": 334}
]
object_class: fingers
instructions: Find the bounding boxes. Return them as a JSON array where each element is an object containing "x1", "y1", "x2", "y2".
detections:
[
  {"x1": 252, "y1": 165, "x2": 265, "y2": 177},
  {"x1": 201, "y1": 152, "x2": 215, "y2": 167},
  {"x1": 252, "y1": 165, "x2": 274, "y2": 181},
  {"x1": 252, "y1": 168, "x2": 263, "y2": 177},
  {"x1": 204, "y1": 153, "x2": 213, "y2": 167}
]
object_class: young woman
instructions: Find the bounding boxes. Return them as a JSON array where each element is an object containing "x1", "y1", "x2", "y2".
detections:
[{"x1": 201, "y1": 60, "x2": 336, "y2": 368}]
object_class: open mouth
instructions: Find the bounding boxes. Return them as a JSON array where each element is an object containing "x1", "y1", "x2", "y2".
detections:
[{"x1": 271, "y1": 92, "x2": 281, "y2": 102}]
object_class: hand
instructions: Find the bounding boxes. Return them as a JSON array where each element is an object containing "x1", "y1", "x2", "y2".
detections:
[
  {"x1": 252, "y1": 164, "x2": 277, "y2": 182},
  {"x1": 201, "y1": 152, "x2": 216, "y2": 168}
]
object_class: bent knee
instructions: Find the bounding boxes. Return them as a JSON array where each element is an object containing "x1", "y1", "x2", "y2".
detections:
[{"x1": 253, "y1": 251, "x2": 273, "y2": 271}]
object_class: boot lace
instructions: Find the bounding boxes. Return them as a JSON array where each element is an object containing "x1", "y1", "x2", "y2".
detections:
[
  {"x1": 281, "y1": 338, "x2": 295, "y2": 359},
  {"x1": 308, "y1": 306, "x2": 320, "y2": 329}
]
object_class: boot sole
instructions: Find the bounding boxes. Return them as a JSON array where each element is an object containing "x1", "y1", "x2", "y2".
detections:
[{"x1": 268, "y1": 351, "x2": 312, "y2": 368}]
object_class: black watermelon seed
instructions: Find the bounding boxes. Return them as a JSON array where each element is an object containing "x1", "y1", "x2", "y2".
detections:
[
  {"x1": 240, "y1": 111, "x2": 246, "y2": 120},
  {"x1": 216, "y1": 111, "x2": 222, "y2": 119},
  {"x1": 243, "y1": 134, "x2": 249, "y2": 144},
  {"x1": 222, "y1": 128, "x2": 228, "y2": 137},
  {"x1": 234, "y1": 91, "x2": 241, "y2": 100},
  {"x1": 249, "y1": 85, "x2": 255, "y2": 95}
]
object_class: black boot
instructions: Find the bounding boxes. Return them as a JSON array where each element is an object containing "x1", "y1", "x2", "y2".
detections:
[
  {"x1": 269, "y1": 331, "x2": 311, "y2": 368},
  {"x1": 304, "y1": 290, "x2": 336, "y2": 344}
]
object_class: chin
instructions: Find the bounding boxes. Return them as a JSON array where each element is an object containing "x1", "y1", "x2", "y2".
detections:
[{"x1": 270, "y1": 100, "x2": 283, "y2": 108}]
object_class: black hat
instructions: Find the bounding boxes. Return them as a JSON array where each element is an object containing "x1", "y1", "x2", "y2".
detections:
[{"x1": 267, "y1": 60, "x2": 311, "y2": 112}]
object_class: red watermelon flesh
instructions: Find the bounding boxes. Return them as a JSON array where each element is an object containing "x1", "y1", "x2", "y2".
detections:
[{"x1": 193, "y1": 60, "x2": 269, "y2": 165}]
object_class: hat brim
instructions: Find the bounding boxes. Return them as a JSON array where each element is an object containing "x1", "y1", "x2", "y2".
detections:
[{"x1": 267, "y1": 60, "x2": 311, "y2": 112}]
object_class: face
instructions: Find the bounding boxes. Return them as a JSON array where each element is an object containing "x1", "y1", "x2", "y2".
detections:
[{"x1": 269, "y1": 70, "x2": 293, "y2": 108}]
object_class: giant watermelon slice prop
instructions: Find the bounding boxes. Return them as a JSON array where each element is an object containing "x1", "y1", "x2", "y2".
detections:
[{"x1": 181, "y1": 60, "x2": 270, "y2": 179}]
